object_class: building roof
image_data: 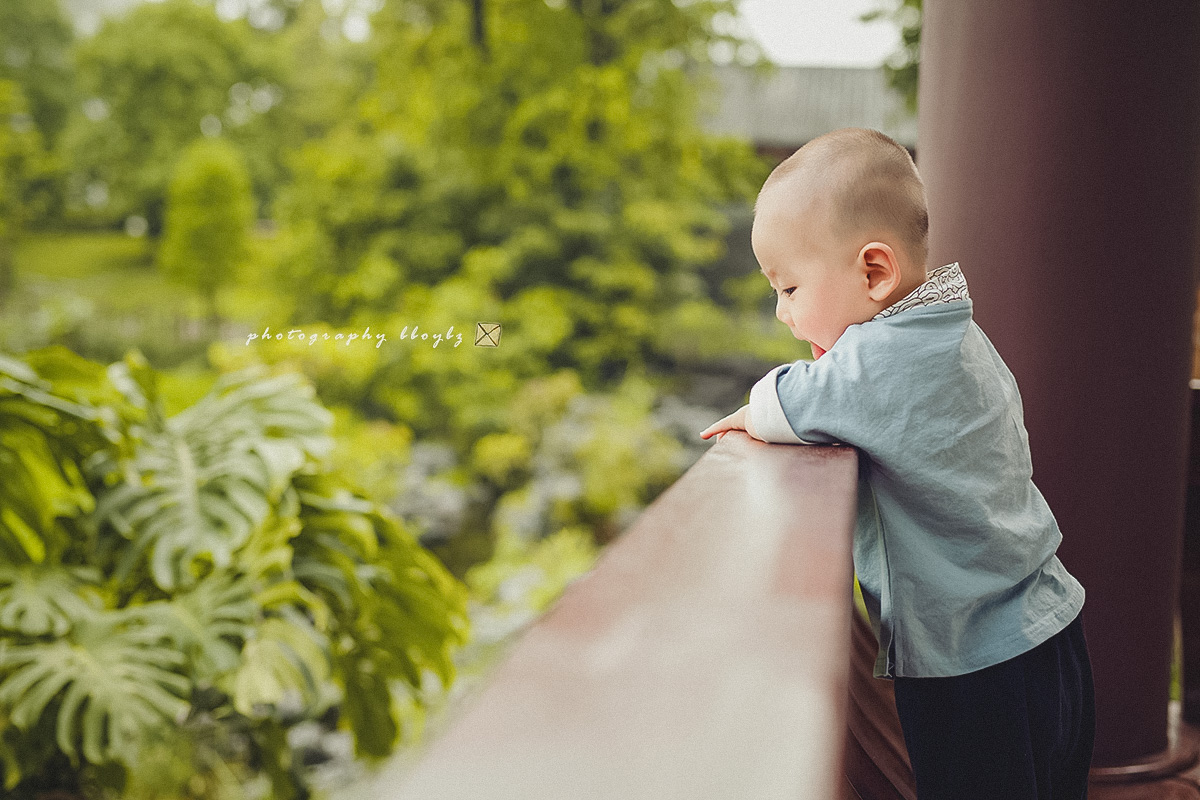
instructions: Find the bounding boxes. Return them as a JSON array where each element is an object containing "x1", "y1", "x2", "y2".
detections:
[{"x1": 698, "y1": 64, "x2": 917, "y2": 151}]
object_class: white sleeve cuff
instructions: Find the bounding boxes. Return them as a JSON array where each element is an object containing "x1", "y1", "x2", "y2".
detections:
[{"x1": 748, "y1": 364, "x2": 816, "y2": 444}]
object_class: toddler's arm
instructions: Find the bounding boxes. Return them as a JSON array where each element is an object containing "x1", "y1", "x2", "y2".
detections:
[
  {"x1": 702, "y1": 344, "x2": 859, "y2": 446},
  {"x1": 738, "y1": 359, "x2": 848, "y2": 446}
]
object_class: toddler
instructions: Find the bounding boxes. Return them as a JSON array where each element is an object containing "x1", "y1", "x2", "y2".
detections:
[{"x1": 699, "y1": 128, "x2": 1096, "y2": 799}]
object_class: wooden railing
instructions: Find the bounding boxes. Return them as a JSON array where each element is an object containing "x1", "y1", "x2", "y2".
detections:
[
  {"x1": 375, "y1": 432, "x2": 898, "y2": 800},
  {"x1": 360, "y1": 381, "x2": 1200, "y2": 800}
]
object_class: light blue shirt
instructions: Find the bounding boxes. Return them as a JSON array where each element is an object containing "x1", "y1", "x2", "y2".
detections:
[{"x1": 748, "y1": 262, "x2": 1085, "y2": 679}]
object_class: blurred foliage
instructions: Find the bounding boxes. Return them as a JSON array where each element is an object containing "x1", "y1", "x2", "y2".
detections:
[
  {"x1": 57, "y1": 0, "x2": 367, "y2": 235},
  {"x1": 0, "y1": 0, "x2": 75, "y2": 151},
  {"x1": 0, "y1": 79, "x2": 57, "y2": 308},
  {"x1": 0, "y1": 346, "x2": 469, "y2": 799},
  {"x1": 208, "y1": 332, "x2": 703, "y2": 577},
  {"x1": 465, "y1": 525, "x2": 596, "y2": 618},
  {"x1": 271, "y1": 0, "x2": 771, "y2": 354},
  {"x1": 0, "y1": 0, "x2": 798, "y2": 592},
  {"x1": 251, "y1": 0, "x2": 781, "y2": 574},
  {"x1": 0, "y1": 0, "x2": 812, "y2": 792},
  {"x1": 160, "y1": 138, "x2": 256, "y2": 323},
  {"x1": 861, "y1": 0, "x2": 922, "y2": 114}
]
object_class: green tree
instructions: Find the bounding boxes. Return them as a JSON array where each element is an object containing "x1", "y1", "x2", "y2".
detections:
[
  {"x1": 195, "y1": 0, "x2": 378, "y2": 220},
  {"x1": 0, "y1": 80, "x2": 54, "y2": 309},
  {"x1": 272, "y1": 0, "x2": 769, "y2": 376},
  {"x1": 159, "y1": 137, "x2": 256, "y2": 330},
  {"x1": 862, "y1": 0, "x2": 922, "y2": 114},
  {"x1": 265, "y1": 0, "x2": 375, "y2": 150},
  {"x1": 0, "y1": 0, "x2": 75, "y2": 150},
  {"x1": 254, "y1": 0, "x2": 777, "y2": 573},
  {"x1": 58, "y1": 0, "x2": 282, "y2": 233},
  {"x1": 57, "y1": 0, "x2": 379, "y2": 234}
]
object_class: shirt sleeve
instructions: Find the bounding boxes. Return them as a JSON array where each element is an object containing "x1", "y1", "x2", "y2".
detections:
[
  {"x1": 749, "y1": 310, "x2": 973, "y2": 452},
  {"x1": 748, "y1": 364, "x2": 814, "y2": 443},
  {"x1": 747, "y1": 346, "x2": 866, "y2": 446}
]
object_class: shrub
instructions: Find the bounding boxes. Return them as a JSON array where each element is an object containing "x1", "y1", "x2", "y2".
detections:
[{"x1": 0, "y1": 346, "x2": 469, "y2": 799}]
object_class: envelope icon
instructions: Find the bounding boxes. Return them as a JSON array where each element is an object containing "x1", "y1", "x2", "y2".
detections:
[{"x1": 475, "y1": 322, "x2": 502, "y2": 347}]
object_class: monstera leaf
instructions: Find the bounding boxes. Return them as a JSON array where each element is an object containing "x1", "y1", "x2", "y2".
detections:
[
  {"x1": 127, "y1": 569, "x2": 259, "y2": 685},
  {"x1": 0, "y1": 565, "x2": 104, "y2": 637},
  {"x1": 0, "y1": 351, "x2": 107, "y2": 566},
  {"x1": 0, "y1": 607, "x2": 191, "y2": 767},
  {"x1": 288, "y1": 472, "x2": 470, "y2": 756},
  {"x1": 0, "y1": 351, "x2": 472, "y2": 797},
  {"x1": 231, "y1": 611, "x2": 332, "y2": 717},
  {"x1": 91, "y1": 367, "x2": 335, "y2": 592}
]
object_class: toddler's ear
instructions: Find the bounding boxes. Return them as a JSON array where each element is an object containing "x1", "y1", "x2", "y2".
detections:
[{"x1": 859, "y1": 242, "x2": 904, "y2": 302}]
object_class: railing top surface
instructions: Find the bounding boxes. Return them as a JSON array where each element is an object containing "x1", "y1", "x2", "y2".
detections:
[{"x1": 382, "y1": 433, "x2": 860, "y2": 800}]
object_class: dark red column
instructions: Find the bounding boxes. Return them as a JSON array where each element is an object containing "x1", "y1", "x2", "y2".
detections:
[{"x1": 917, "y1": 1, "x2": 1200, "y2": 772}]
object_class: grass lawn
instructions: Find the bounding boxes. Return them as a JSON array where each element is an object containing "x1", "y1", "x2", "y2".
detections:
[
  {"x1": 8, "y1": 229, "x2": 283, "y2": 368},
  {"x1": 17, "y1": 230, "x2": 153, "y2": 278},
  {"x1": 15, "y1": 230, "x2": 199, "y2": 316}
]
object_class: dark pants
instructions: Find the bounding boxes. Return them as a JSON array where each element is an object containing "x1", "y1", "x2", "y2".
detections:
[{"x1": 892, "y1": 609, "x2": 1096, "y2": 800}]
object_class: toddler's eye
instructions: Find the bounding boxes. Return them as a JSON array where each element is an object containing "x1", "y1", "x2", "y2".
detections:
[{"x1": 783, "y1": 287, "x2": 795, "y2": 296}]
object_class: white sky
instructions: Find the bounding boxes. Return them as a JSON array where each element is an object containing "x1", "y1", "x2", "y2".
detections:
[
  {"x1": 64, "y1": 0, "x2": 903, "y2": 65},
  {"x1": 735, "y1": 0, "x2": 901, "y2": 67}
]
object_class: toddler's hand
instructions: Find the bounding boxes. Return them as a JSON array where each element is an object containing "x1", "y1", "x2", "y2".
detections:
[{"x1": 699, "y1": 404, "x2": 758, "y2": 440}]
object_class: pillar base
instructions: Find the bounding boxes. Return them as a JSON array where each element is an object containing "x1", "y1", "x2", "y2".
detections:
[{"x1": 1090, "y1": 701, "x2": 1200, "y2": 784}]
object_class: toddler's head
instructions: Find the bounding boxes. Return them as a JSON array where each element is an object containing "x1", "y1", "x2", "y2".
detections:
[{"x1": 752, "y1": 127, "x2": 929, "y2": 358}]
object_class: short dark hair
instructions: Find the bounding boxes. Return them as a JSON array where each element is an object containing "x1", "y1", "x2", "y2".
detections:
[{"x1": 756, "y1": 128, "x2": 929, "y2": 269}]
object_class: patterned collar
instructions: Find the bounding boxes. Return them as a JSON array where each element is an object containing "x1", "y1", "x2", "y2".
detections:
[{"x1": 871, "y1": 261, "x2": 971, "y2": 321}]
